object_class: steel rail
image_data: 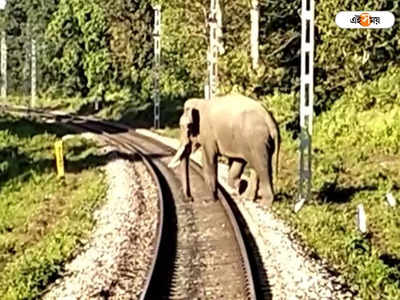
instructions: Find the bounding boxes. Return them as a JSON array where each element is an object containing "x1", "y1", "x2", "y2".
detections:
[
  {"x1": 1, "y1": 104, "x2": 166, "y2": 299},
  {"x1": 1, "y1": 105, "x2": 259, "y2": 299},
  {"x1": 70, "y1": 116, "x2": 259, "y2": 300}
]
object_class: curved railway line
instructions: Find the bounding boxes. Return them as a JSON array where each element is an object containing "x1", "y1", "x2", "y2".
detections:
[{"x1": 1, "y1": 105, "x2": 270, "y2": 299}]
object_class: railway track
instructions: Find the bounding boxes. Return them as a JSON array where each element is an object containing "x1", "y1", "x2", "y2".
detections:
[{"x1": 1, "y1": 105, "x2": 269, "y2": 299}]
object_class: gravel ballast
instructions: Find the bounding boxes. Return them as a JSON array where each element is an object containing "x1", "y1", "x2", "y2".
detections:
[
  {"x1": 44, "y1": 154, "x2": 159, "y2": 300},
  {"x1": 137, "y1": 129, "x2": 356, "y2": 299},
  {"x1": 237, "y1": 200, "x2": 354, "y2": 299}
]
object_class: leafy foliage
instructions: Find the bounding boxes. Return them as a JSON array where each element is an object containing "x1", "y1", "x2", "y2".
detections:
[
  {"x1": 313, "y1": 65, "x2": 400, "y2": 190},
  {"x1": 315, "y1": 0, "x2": 400, "y2": 112},
  {"x1": 271, "y1": 66, "x2": 400, "y2": 299},
  {"x1": 3, "y1": 0, "x2": 400, "y2": 121},
  {"x1": 43, "y1": 0, "x2": 109, "y2": 97},
  {"x1": 4, "y1": 0, "x2": 154, "y2": 115},
  {"x1": 159, "y1": 0, "x2": 301, "y2": 99}
]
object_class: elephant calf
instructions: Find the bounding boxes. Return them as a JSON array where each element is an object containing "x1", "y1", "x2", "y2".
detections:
[{"x1": 168, "y1": 94, "x2": 280, "y2": 208}]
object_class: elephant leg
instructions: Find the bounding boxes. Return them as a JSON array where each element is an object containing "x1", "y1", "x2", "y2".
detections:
[
  {"x1": 228, "y1": 159, "x2": 246, "y2": 193},
  {"x1": 243, "y1": 168, "x2": 259, "y2": 201},
  {"x1": 250, "y1": 147, "x2": 274, "y2": 208},
  {"x1": 202, "y1": 147, "x2": 218, "y2": 200}
]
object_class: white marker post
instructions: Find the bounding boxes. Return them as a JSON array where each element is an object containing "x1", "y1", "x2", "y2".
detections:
[
  {"x1": 357, "y1": 204, "x2": 367, "y2": 233},
  {"x1": 206, "y1": 0, "x2": 219, "y2": 100},
  {"x1": 296, "y1": 0, "x2": 315, "y2": 212},
  {"x1": 0, "y1": 0, "x2": 6, "y2": 101},
  {"x1": 386, "y1": 192, "x2": 396, "y2": 207},
  {"x1": 153, "y1": 5, "x2": 161, "y2": 129},
  {"x1": 250, "y1": 0, "x2": 259, "y2": 69}
]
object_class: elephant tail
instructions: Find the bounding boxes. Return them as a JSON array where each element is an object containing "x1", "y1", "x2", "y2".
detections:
[
  {"x1": 273, "y1": 125, "x2": 280, "y2": 181},
  {"x1": 265, "y1": 112, "x2": 280, "y2": 182}
]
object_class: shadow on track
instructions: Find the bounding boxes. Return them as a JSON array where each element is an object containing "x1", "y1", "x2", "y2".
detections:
[
  {"x1": 218, "y1": 185, "x2": 273, "y2": 300},
  {"x1": 141, "y1": 160, "x2": 178, "y2": 300}
]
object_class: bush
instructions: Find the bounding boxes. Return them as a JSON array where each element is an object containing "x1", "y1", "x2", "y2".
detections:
[
  {"x1": 5, "y1": 1, "x2": 400, "y2": 122},
  {"x1": 315, "y1": 1, "x2": 400, "y2": 112},
  {"x1": 260, "y1": 91, "x2": 299, "y2": 129}
]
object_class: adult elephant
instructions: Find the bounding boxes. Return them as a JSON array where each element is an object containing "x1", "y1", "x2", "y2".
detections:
[{"x1": 168, "y1": 94, "x2": 280, "y2": 208}]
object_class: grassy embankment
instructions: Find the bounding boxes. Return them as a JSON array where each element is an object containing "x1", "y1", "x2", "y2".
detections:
[
  {"x1": 0, "y1": 115, "x2": 107, "y2": 299},
  {"x1": 155, "y1": 65, "x2": 400, "y2": 299},
  {"x1": 4, "y1": 97, "x2": 84, "y2": 112}
]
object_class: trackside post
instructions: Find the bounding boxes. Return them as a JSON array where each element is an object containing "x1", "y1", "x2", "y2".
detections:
[
  {"x1": 297, "y1": 0, "x2": 315, "y2": 212},
  {"x1": 206, "y1": 0, "x2": 219, "y2": 100},
  {"x1": 54, "y1": 140, "x2": 65, "y2": 178},
  {"x1": 153, "y1": 5, "x2": 161, "y2": 129},
  {"x1": 250, "y1": 0, "x2": 259, "y2": 69},
  {"x1": 0, "y1": 1, "x2": 6, "y2": 101}
]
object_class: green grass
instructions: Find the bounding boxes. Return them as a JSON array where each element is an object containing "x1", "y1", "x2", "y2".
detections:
[
  {"x1": 5, "y1": 96, "x2": 86, "y2": 112},
  {"x1": 155, "y1": 67, "x2": 400, "y2": 298},
  {"x1": 273, "y1": 67, "x2": 400, "y2": 299},
  {"x1": 0, "y1": 114, "x2": 108, "y2": 299}
]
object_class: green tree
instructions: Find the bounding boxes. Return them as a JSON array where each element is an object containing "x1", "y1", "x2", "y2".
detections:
[
  {"x1": 3, "y1": 0, "x2": 399, "y2": 123},
  {"x1": 102, "y1": 0, "x2": 154, "y2": 104},
  {"x1": 41, "y1": 0, "x2": 155, "y2": 117},
  {"x1": 161, "y1": 0, "x2": 399, "y2": 116},
  {"x1": 3, "y1": 0, "x2": 58, "y2": 97},
  {"x1": 44, "y1": 0, "x2": 111, "y2": 98}
]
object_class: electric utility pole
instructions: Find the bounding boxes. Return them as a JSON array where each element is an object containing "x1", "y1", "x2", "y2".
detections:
[
  {"x1": 250, "y1": 0, "x2": 259, "y2": 69},
  {"x1": 153, "y1": 5, "x2": 161, "y2": 128},
  {"x1": 0, "y1": 0, "x2": 6, "y2": 101},
  {"x1": 206, "y1": 0, "x2": 219, "y2": 100},
  {"x1": 296, "y1": 0, "x2": 315, "y2": 212}
]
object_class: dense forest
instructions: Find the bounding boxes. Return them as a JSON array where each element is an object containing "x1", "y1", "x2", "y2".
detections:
[{"x1": 2, "y1": 0, "x2": 399, "y2": 124}]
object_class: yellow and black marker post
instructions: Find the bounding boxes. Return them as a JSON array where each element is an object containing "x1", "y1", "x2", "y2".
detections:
[{"x1": 54, "y1": 140, "x2": 65, "y2": 178}]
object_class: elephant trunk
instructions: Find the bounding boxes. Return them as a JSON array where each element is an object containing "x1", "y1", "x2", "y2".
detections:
[
  {"x1": 180, "y1": 154, "x2": 191, "y2": 198},
  {"x1": 168, "y1": 143, "x2": 192, "y2": 199}
]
